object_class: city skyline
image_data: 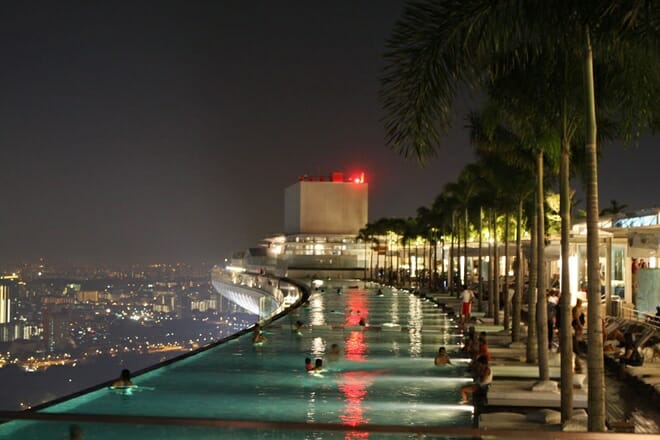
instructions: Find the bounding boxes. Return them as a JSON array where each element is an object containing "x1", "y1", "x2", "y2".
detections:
[{"x1": 1, "y1": 1, "x2": 658, "y2": 266}]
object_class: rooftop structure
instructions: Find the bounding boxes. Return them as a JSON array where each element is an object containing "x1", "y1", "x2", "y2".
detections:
[
  {"x1": 228, "y1": 172, "x2": 370, "y2": 282},
  {"x1": 284, "y1": 171, "x2": 367, "y2": 235}
]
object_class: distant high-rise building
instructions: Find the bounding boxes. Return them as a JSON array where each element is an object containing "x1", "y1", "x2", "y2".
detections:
[
  {"x1": 153, "y1": 292, "x2": 175, "y2": 313},
  {"x1": 0, "y1": 274, "x2": 19, "y2": 324},
  {"x1": 42, "y1": 310, "x2": 71, "y2": 353}
]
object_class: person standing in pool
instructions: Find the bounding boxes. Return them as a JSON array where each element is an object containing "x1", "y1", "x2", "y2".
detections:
[
  {"x1": 434, "y1": 347, "x2": 451, "y2": 365},
  {"x1": 111, "y1": 369, "x2": 134, "y2": 387},
  {"x1": 253, "y1": 323, "x2": 266, "y2": 343}
]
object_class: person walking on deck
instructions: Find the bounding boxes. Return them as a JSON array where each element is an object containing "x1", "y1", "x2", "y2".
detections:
[{"x1": 460, "y1": 285, "x2": 474, "y2": 324}]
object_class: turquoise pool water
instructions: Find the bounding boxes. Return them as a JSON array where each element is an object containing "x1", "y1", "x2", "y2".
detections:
[{"x1": 2, "y1": 282, "x2": 474, "y2": 439}]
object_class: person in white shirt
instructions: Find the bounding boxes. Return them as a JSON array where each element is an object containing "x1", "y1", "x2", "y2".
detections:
[{"x1": 460, "y1": 286, "x2": 474, "y2": 323}]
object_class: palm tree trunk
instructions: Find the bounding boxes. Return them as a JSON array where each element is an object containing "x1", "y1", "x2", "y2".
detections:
[
  {"x1": 488, "y1": 211, "x2": 495, "y2": 319},
  {"x1": 407, "y1": 240, "x2": 412, "y2": 288},
  {"x1": 463, "y1": 207, "x2": 469, "y2": 287},
  {"x1": 478, "y1": 207, "x2": 483, "y2": 312},
  {"x1": 369, "y1": 241, "x2": 374, "y2": 281},
  {"x1": 363, "y1": 239, "x2": 368, "y2": 281},
  {"x1": 422, "y1": 241, "x2": 427, "y2": 287},
  {"x1": 559, "y1": 78, "x2": 574, "y2": 423},
  {"x1": 512, "y1": 199, "x2": 523, "y2": 342},
  {"x1": 527, "y1": 195, "x2": 538, "y2": 364},
  {"x1": 493, "y1": 212, "x2": 500, "y2": 326},
  {"x1": 440, "y1": 238, "x2": 445, "y2": 290},
  {"x1": 503, "y1": 211, "x2": 510, "y2": 330},
  {"x1": 450, "y1": 215, "x2": 455, "y2": 293},
  {"x1": 433, "y1": 237, "x2": 438, "y2": 290},
  {"x1": 584, "y1": 25, "x2": 605, "y2": 432},
  {"x1": 536, "y1": 150, "x2": 550, "y2": 381}
]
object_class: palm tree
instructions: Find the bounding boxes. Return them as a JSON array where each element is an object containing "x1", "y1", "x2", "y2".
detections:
[
  {"x1": 445, "y1": 166, "x2": 481, "y2": 289},
  {"x1": 437, "y1": 191, "x2": 460, "y2": 293},
  {"x1": 380, "y1": 2, "x2": 659, "y2": 429},
  {"x1": 431, "y1": 193, "x2": 454, "y2": 290},
  {"x1": 356, "y1": 227, "x2": 372, "y2": 280},
  {"x1": 417, "y1": 205, "x2": 442, "y2": 289},
  {"x1": 469, "y1": 111, "x2": 549, "y2": 348},
  {"x1": 599, "y1": 199, "x2": 628, "y2": 216}
]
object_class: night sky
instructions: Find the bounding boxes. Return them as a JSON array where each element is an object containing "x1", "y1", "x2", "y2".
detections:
[{"x1": 1, "y1": 1, "x2": 657, "y2": 266}]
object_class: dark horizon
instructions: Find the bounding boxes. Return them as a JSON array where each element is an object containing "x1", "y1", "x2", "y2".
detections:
[{"x1": 1, "y1": 1, "x2": 658, "y2": 267}]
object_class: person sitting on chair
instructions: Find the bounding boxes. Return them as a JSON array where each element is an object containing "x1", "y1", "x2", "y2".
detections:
[{"x1": 620, "y1": 332, "x2": 643, "y2": 367}]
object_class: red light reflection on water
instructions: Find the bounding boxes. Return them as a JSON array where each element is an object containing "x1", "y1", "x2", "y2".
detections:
[
  {"x1": 345, "y1": 291, "x2": 368, "y2": 327},
  {"x1": 345, "y1": 331, "x2": 366, "y2": 361},
  {"x1": 339, "y1": 291, "x2": 381, "y2": 440},
  {"x1": 338, "y1": 368, "x2": 387, "y2": 439},
  {"x1": 338, "y1": 370, "x2": 371, "y2": 439}
]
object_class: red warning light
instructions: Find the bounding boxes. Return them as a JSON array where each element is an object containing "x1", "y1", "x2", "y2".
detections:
[{"x1": 351, "y1": 172, "x2": 365, "y2": 184}]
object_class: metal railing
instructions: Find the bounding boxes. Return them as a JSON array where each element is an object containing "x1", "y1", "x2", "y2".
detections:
[{"x1": 618, "y1": 303, "x2": 660, "y2": 331}]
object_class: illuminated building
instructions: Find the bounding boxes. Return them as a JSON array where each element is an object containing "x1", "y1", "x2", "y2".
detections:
[
  {"x1": 284, "y1": 171, "x2": 367, "y2": 235},
  {"x1": 42, "y1": 311, "x2": 72, "y2": 353},
  {"x1": 214, "y1": 171, "x2": 370, "y2": 314},
  {"x1": 564, "y1": 207, "x2": 660, "y2": 316},
  {"x1": 0, "y1": 274, "x2": 19, "y2": 324},
  {"x1": 153, "y1": 292, "x2": 176, "y2": 313},
  {"x1": 77, "y1": 290, "x2": 101, "y2": 303}
]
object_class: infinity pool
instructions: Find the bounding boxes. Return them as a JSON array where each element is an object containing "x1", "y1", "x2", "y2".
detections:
[{"x1": 2, "y1": 282, "x2": 473, "y2": 439}]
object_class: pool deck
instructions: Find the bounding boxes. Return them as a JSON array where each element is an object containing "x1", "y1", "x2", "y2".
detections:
[{"x1": 420, "y1": 289, "x2": 660, "y2": 433}]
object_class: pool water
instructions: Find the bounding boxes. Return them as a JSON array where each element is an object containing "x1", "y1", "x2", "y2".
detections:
[{"x1": 2, "y1": 282, "x2": 474, "y2": 439}]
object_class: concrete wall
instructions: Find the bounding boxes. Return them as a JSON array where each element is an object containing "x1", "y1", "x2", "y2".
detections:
[{"x1": 284, "y1": 181, "x2": 367, "y2": 235}]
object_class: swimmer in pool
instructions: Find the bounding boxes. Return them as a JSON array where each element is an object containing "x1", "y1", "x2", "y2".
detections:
[
  {"x1": 305, "y1": 357, "x2": 315, "y2": 372},
  {"x1": 313, "y1": 358, "x2": 323, "y2": 372},
  {"x1": 253, "y1": 323, "x2": 266, "y2": 343},
  {"x1": 111, "y1": 369, "x2": 134, "y2": 388},
  {"x1": 434, "y1": 347, "x2": 451, "y2": 366}
]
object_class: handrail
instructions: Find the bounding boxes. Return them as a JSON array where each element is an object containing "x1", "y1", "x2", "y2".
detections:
[
  {"x1": 0, "y1": 411, "x2": 652, "y2": 439},
  {"x1": 619, "y1": 303, "x2": 660, "y2": 331}
]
